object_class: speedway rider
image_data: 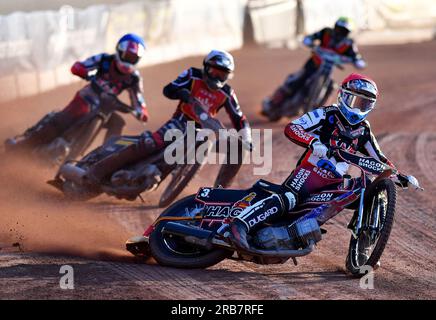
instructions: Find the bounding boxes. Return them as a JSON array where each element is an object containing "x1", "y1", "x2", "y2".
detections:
[
  {"x1": 262, "y1": 17, "x2": 367, "y2": 116},
  {"x1": 85, "y1": 50, "x2": 253, "y2": 188},
  {"x1": 5, "y1": 33, "x2": 149, "y2": 150},
  {"x1": 230, "y1": 73, "x2": 396, "y2": 250}
]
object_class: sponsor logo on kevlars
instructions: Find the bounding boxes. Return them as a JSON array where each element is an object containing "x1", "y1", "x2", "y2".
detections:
[
  {"x1": 358, "y1": 158, "x2": 385, "y2": 172},
  {"x1": 248, "y1": 206, "x2": 278, "y2": 227},
  {"x1": 304, "y1": 193, "x2": 334, "y2": 203},
  {"x1": 290, "y1": 168, "x2": 311, "y2": 191}
]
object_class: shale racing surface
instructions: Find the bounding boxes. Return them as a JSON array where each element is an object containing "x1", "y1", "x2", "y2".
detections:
[{"x1": 0, "y1": 41, "x2": 435, "y2": 299}]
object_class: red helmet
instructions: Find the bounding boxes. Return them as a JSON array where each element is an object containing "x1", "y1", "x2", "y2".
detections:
[{"x1": 337, "y1": 73, "x2": 378, "y2": 125}]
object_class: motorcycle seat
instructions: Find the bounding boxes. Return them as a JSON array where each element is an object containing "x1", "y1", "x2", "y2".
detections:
[{"x1": 253, "y1": 179, "x2": 283, "y2": 194}]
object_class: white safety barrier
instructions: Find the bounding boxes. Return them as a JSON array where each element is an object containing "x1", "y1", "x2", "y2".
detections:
[
  {"x1": 0, "y1": 0, "x2": 246, "y2": 102},
  {"x1": 247, "y1": 0, "x2": 298, "y2": 48},
  {"x1": 298, "y1": 0, "x2": 436, "y2": 44},
  {"x1": 1, "y1": 0, "x2": 435, "y2": 103},
  {"x1": 248, "y1": 0, "x2": 436, "y2": 46}
]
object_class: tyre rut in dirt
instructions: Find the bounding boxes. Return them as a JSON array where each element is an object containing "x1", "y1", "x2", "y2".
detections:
[
  {"x1": 150, "y1": 195, "x2": 232, "y2": 268},
  {"x1": 158, "y1": 163, "x2": 202, "y2": 208},
  {"x1": 346, "y1": 179, "x2": 397, "y2": 276}
]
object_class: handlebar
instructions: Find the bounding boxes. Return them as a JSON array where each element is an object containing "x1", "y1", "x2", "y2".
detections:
[
  {"x1": 190, "y1": 97, "x2": 253, "y2": 151},
  {"x1": 312, "y1": 46, "x2": 354, "y2": 66},
  {"x1": 322, "y1": 147, "x2": 423, "y2": 190}
]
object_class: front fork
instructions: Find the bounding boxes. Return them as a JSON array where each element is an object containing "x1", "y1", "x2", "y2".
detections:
[
  {"x1": 351, "y1": 187, "x2": 366, "y2": 239},
  {"x1": 351, "y1": 187, "x2": 384, "y2": 241}
]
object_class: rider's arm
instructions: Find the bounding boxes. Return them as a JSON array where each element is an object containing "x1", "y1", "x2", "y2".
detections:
[
  {"x1": 222, "y1": 88, "x2": 251, "y2": 134},
  {"x1": 303, "y1": 28, "x2": 326, "y2": 47},
  {"x1": 361, "y1": 122, "x2": 396, "y2": 168},
  {"x1": 284, "y1": 108, "x2": 325, "y2": 148},
  {"x1": 127, "y1": 72, "x2": 149, "y2": 122},
  {"x1": 71, "y1": 53, "x2": 107, "y2": 79},
  {"x1": 340, "y1": 39, "x2": 365, "y2": 67},
  {"x1": 162, "y1": 68, "x2": 193, "y2": 103}
]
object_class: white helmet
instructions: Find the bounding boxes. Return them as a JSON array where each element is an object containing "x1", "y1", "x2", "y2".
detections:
[{"x1": 203, "y1": 50, "x2": 235, "y2": 90}]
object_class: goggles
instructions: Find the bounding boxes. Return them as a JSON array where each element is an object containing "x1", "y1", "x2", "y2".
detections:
[
  {"x1": 207, "y1": 66, "x2": 232, "y2": 82},
  {"x1": 121, "y1": 49, "x2": 140, "y2": 65},
  {"x1": 341, "y1": 89, "x2": 376, "y2": 112}
]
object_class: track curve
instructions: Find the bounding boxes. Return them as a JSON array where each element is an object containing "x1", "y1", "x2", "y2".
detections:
[{"x1": 0, "y1": 40, "x2": 435, "y2": 299}]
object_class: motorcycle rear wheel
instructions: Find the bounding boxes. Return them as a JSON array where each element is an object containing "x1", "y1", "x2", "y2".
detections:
[{"x1": 150, "y1": 195, "x2": 232, "y2": 268}]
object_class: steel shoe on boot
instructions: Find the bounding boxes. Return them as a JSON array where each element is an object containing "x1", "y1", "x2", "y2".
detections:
[
  {"x1": 229, "y1": 219, "x2": 250, "y2": 251},
  {"x1": 84, "y1": 143, "x2": 148, "y2": 186}
]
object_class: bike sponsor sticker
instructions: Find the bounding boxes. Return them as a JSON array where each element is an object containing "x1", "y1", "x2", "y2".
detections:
[
  {"x1": 232, "y1": 192, "x2": 257, "y2": 209},
  {"x1": 203, "y1": 192, "x2": 257, "y2": 218}
]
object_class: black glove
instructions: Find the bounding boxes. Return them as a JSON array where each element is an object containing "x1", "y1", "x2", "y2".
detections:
[{"x1": 178, "y1": 89, "x2": 192, "y2": 103}]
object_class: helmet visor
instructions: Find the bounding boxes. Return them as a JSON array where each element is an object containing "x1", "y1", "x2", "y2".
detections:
[
  {"x1": 341, "y1": 89, "x2": 376, "y2": 112},
  {"x1": 121, "y1": 49, "x2": 140, "y2": 64},
  {"x1": 207, "y1": 66, "x2": 231, "y2": 82}
]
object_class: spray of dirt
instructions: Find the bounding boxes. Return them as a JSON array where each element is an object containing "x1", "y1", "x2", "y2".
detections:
[{"x1": 0, "y1": 154, "x2": 135, "y2": 262}]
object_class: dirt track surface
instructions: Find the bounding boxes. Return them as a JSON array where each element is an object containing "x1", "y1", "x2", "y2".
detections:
[{"x1": 0, "y1": 41, "x2": 435, "y2": 300}]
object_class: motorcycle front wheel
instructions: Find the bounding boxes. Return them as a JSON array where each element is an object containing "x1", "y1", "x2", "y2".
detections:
[
  {"x1": 345, "y1": 179, "x2": 397, "y2": 277},
  {"x1": 158, "y1": 162, "x2": 203, "y2": 208}
]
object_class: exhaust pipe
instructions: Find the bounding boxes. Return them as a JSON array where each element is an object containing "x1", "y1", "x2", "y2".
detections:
[
  {"x1": 161, "y1": 222, "x2": 315, "y2": 258},
  {"x1": 162, "y1": 222, "x2": 215, "y2": 250},
  {"x1": 58, "y1": 163, "x2": 86, "y2": 184},
  {"x1": 239, "y1": 241, "x2": 315, "y2": 258}
]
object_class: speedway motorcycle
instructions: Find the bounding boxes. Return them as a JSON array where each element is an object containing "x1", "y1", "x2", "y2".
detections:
[
  {"x1": 4, "y1": 78, "x2": 141, "y2": 167},
  {"x1": 126, "y1": 148, "x2": 422, "y2": 276},
  {"x1": 262, "y1": 46, "x2": 355, "y2": 122},
  {"x1": 48, "y1": 99, "x2": 248, "y2": 207}
]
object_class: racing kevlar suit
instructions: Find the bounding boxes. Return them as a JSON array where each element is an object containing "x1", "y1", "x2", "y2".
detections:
[
  {"x1": 267, "y1": 27, "x2": 364, "y2": 110},
  {"x1": 10, "y1": 53, "x2": 148, "y2": 149},
  {"x1": 230, "y1": 105, "x2": 395, "y2": 249},
  {"x1": 86, "y1": 67, "x2": 252, "y2": 188}
]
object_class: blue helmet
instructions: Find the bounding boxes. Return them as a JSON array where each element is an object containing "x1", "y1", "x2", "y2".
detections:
[{"x1": 115, "y1": 33, "x2": 146, "y2": 74}]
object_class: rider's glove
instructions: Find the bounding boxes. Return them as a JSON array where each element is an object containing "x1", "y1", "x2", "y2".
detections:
[
  {"x1": 134, "y1": 107, "x2": 149, "y2": 122},
  {"x1": 310, "y1": 140, "x2": 328, "y2": 158},
  {"x1": 354, "y1": 59, "x2": 366, "y2": 69},
  {"x1": 240, "y1": 127, "x2": 253, "y2": 152},
  {"x1": 178, "y1": 89, "x2": 192, "y2": 104}
]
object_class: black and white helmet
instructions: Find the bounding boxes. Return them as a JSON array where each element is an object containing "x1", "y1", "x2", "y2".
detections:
[{"x1": 203, "y1": 50, "x2": 235, "y2": 90}]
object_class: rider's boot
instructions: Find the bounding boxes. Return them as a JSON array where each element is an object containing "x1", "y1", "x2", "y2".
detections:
[
  {"x1": 229, "y1": 192, "x2": 297, "y2": 250},
  {"x1": 84, "y1": 133, "x2": 157, "y2": 186},
  {"x1": 6, "y1": 114, "x2": 63, "y2": 151},
  {"x1": 261, "y1": 87, "x2": 288, "y2": 116}
]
